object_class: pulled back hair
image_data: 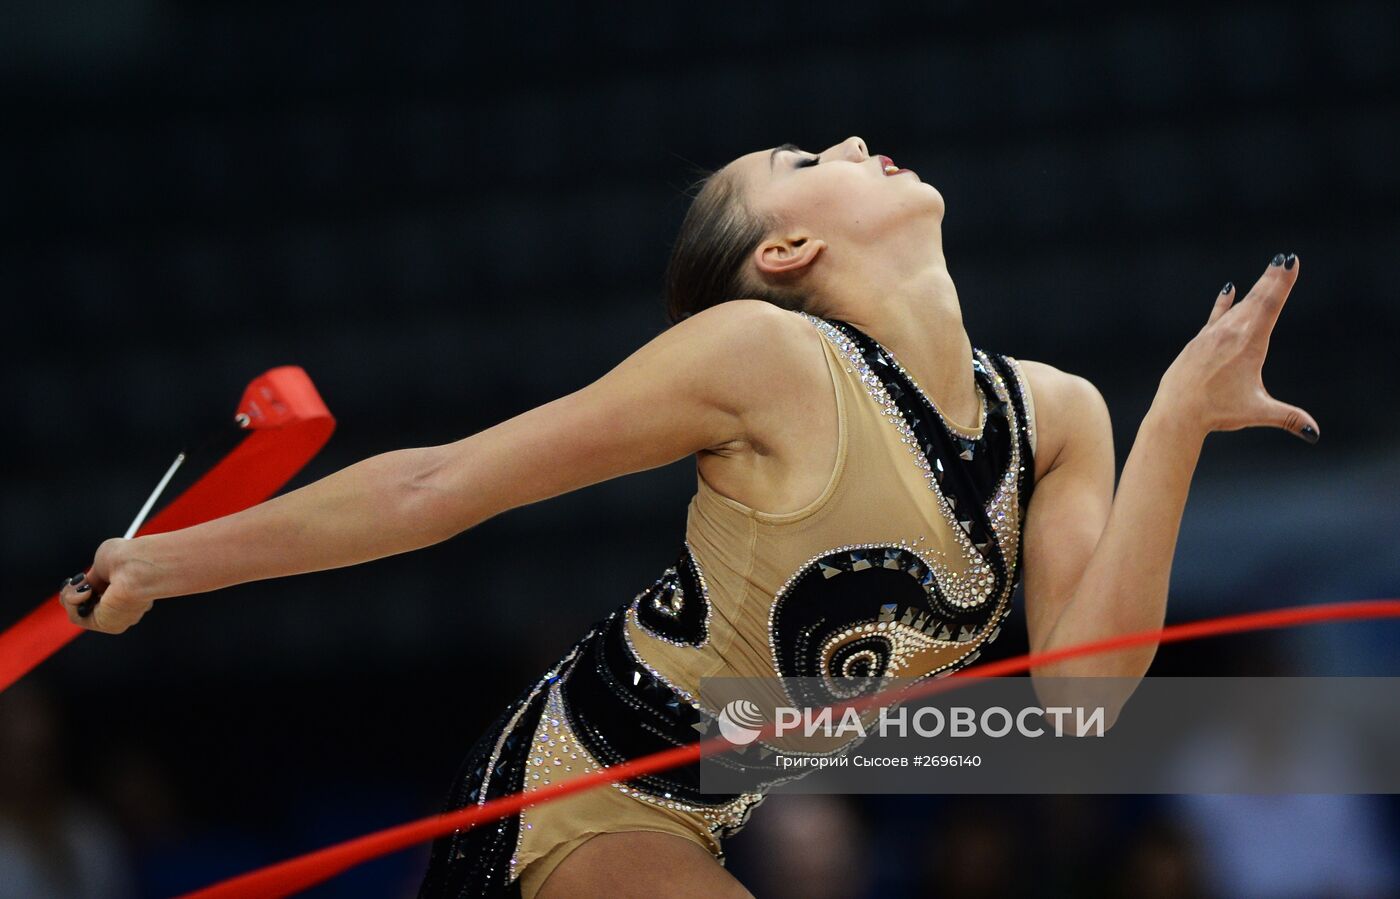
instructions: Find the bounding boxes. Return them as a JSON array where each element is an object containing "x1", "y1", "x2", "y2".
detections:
[{"x1": 663, "y1": 167, "x2": 806, "y2": 325}]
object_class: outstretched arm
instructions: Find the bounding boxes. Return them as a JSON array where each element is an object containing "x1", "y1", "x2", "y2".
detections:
[
  {"x1": 1020, "y1": 254, "x2": 1319, "y2": 695},
  {"x1": 59, "y1": 300, "x2": 803, "y2": 634}
]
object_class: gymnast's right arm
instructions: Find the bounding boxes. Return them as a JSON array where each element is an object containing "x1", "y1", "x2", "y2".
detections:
[{"x1": 58, "y1": 300, "x2": 802, "y2": 634}]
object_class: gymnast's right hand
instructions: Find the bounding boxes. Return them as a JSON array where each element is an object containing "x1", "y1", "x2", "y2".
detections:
[{"x1": 58, "y1": 537, "x2": 155, "y2": 634}]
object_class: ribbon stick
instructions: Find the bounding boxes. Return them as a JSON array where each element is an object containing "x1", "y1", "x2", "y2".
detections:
[
  {"x1": 125, "y1": 452, "x2": 188, "y2": 540},
  {"x1": 0, "y1": 366, "x2": 335, "y2": 694}
]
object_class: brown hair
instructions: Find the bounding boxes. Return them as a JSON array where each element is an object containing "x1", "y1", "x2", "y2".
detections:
[{"x1": 663, "y1": 167, "x2": 806, "y2": 324}]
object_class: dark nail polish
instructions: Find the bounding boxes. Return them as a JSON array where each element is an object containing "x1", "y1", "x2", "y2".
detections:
[
  {"x1": 1221, "y1": 281, "x2": 1233, "y2": 294},
  {"x1": 1284, "y1": 253, "x2": 1296, "y2": 270},
  {"x1": 77, "y1": 599, "x2": 95, "y2": 618},
  {"x1": 1299, "y1": 425, "x2": 1319, "y2": 444},
  {"x1": 69, "y1": 572, "x2": 86, "y2": 586},
  {"x1": 1270, "y1": 253, "x2": 1285, "y2": 267},
  {"x1": 76, "y1": 583, "x2": 91, "y2": 593}
]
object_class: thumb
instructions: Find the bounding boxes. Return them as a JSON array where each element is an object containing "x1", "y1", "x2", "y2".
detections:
[{"x1": 1260, "y1": 395, "x2": 1320, "y2": 444}]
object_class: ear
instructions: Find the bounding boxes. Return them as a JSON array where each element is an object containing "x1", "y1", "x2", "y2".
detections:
[{"x1": 754, "y1": 233, "x2": 826, "y2": 278}]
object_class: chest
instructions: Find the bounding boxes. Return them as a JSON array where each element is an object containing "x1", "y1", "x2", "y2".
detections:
[{"x1": 759, "y1": 317, "x2": 1037, "y2": 697}]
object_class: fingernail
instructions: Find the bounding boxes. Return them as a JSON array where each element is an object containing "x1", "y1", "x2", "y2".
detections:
[
  {"x1": 69, "y1": 572, "x2": 86, "y2": 586},
  {"x1": 1284, "y1": 253, "x2": 1296, "y2": 270},
  {"x1": 76, "y1": 583, "x2": 91, "y2": 593},
  {"x1": 1299, "y1": 425, "x2": 1319, "y2": 444},
  {"x1": 1221, "y1": 281, "x2": 1233, "y2": 294},
  {"x1": 1270, "y1": 253, "x2": 1285, "y2": 267},
  {"x1": 77, "y1": 600, "x2": 95, "y2": 618}
]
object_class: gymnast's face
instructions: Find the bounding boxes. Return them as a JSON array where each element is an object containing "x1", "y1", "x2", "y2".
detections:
[{"x1": 724, "y1": 135, "x2": 945, "y2": 279}]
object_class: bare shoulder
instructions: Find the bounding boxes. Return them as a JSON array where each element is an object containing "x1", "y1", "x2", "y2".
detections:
[
  {"x1": 1009, "y1": 359, "x2": 1112, "y2": 476},
  {"x1": 1013, "y1": 358, "x2": 1104, "y2": 408},
  {"x1": 670, "y1": 300, "x2": 826, "y2": 408},
  {"x1": 674, "y1": 300, "x2": 817, "y2": 362}
]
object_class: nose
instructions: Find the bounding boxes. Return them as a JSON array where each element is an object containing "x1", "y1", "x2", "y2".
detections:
[{"x1": 821, "y1": 135, "x2": 869, "y2": 163}]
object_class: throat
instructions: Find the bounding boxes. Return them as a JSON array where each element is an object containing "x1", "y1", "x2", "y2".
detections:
[
  {"x1": 883, "y1": 342, "x2": 982, "y2": 431},
  {"x1": 830, "y1": 293, "x2": 978, "y2": 428},
  {"x1": 921, "y1": 374, "x2": 983, "y2": 433}
]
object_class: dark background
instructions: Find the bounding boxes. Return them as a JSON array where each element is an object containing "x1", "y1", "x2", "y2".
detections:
[{"x1": 2, "y1": 1, "x2": 1398, "y2": 896}]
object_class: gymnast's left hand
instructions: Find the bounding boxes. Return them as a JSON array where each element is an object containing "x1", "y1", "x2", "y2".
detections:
[
  {"x1": 58, "y1": 537, "x2": 156, "y2": 634},
  {"x1": 1155, "y1": 252, "x2": 1320, "y2": 443}
]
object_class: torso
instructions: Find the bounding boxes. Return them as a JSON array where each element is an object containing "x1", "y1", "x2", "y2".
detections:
[{"x1": 638, "y1": 310, "x2": 1041, "y2": 692}]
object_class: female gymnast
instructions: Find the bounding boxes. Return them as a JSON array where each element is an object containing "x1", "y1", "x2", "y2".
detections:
[{"x1": 58, "y1": 136, "x2": 1318, "y2": 898}]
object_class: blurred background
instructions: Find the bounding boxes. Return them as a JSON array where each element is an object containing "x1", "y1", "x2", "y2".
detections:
[{"x1": 3, "y1": 1, "x2": 1398, "y2": 896}]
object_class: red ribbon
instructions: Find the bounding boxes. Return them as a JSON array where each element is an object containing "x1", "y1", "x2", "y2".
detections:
[
  {"x1": 0, "y1": 366, "x2": 335, "y2": 694},
  {"x1": 178, "y1": 598, "x2": 1400, "y2": 899}
]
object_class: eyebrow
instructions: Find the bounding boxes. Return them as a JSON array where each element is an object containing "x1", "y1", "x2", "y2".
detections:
[{"x1": 769, "y1": 142, "x2": 801, "y2": 170}]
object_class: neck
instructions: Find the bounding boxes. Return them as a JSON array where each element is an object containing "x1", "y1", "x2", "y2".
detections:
[{"x1": 815, "y1": 246, "x2": 980, "y2": 428}]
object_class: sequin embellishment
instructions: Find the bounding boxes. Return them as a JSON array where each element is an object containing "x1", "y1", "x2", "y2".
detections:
[{"x1": 629, "y1": 541, "x2": 712, "y2": 648}]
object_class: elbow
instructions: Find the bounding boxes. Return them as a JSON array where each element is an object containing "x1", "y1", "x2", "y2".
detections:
[
  {"x1": 1029, "y1": 671, "x2": 1143, "y2": 735},
  {"x1": 405, "y1": 444, "x2": 447, "y2": 494},
  {"x1": 400, "y1": 441, "x2": 495, "y2": 544},
  {"x1": 384, "y1": 444, "x2": 478, "y2": 548}
]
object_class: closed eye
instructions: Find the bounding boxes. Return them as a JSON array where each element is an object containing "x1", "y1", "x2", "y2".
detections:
[{"x1": 795, "y1": 156, "x2": 820, "y2": 168}]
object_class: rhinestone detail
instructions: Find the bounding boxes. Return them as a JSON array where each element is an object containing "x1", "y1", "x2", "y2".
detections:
[
  {"x1": 628, "y1": 540, "x2": 713, "y2": 647},
  {"x1": 801, "y1": 313, "x2": 1019, "y2": 608}
]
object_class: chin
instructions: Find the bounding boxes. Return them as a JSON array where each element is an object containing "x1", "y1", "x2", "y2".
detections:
[{"x1": 915, "y1": 184, "x2": 946, "y2": 223}]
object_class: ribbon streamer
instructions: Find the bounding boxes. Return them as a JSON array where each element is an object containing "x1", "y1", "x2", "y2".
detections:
[
  {"x1": 0, "y1": 366, "x2": 335, "y2": 693},
  {"x1": 178, "y1": 598, "x2": 1400, "y2": 899}
]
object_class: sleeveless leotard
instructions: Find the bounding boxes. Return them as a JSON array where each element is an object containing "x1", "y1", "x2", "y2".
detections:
[{"x1": 418, "y1": 310, "x2": 1038, "y2": 898}]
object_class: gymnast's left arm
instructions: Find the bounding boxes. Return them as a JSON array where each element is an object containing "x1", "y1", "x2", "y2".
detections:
[
  {"x1": 1016, "y1": 365, "x2": 1196, "y2": 711},
  {"x1": 1019, "y1": 258, "x2": 1319, "y2": 703},
  {"x1": 1018, "y1": 368, "x2": 1222, "y2": 730}
]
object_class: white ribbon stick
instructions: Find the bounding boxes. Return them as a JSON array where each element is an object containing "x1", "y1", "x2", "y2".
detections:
[{"x1": 123, "y1": 452, "x2": 187, "y2": 539}]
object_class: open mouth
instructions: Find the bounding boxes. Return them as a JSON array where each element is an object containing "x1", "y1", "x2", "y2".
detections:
[{"x1": 878, "y1": 154, "x2": 911, "y2": 176}]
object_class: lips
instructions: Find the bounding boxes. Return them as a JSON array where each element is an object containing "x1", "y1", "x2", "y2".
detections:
[{"x1": 878, "y1": 154, "x2": 911, "y2": 176}]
